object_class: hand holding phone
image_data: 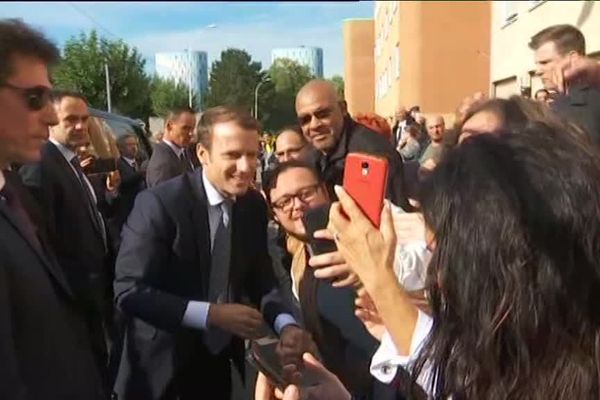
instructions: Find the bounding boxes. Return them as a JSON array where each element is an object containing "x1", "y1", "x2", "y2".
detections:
[{"x1": 343, "y1": 153, "x2": 389, "y2": 228}]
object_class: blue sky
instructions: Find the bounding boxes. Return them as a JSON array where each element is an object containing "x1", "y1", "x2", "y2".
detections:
[{"x1": 0, "y1": 1, "x2": 374, "y2": 78}]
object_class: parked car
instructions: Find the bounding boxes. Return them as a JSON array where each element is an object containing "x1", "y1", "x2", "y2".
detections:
[{"x1": 89, "y1": 108, "x2": 153, "y2": 161}]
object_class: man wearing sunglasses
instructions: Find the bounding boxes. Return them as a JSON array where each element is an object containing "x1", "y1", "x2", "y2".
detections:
[
  {"x1": 0, "y1": 19, "x2": 105, "y2": 399},
  {"x1": 295, "y1": 80, "x2": 411, "y2": 211}
]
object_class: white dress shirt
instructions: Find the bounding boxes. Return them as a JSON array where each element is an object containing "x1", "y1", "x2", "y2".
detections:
[
  {"x1": 370, "y1": 310, "x2": 434, "y2": 392},
  {"x1": 181, "y1": 170, "x2": 297, "y2": 334},
  {"x1": 162, "y1": 139, "x2": 185, "y2": 158}
]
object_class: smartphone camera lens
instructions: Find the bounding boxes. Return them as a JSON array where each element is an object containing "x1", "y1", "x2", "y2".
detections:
[{"x1": 361, "y1": 161, "x2": 369, "y2": 176}]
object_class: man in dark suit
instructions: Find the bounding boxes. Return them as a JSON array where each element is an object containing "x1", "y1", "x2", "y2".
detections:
[
  {"x1": 0, "y1": 19, "x2": 104, "y2": 399},
  {"x1": 19, "y1": 90, "x2": 115, "y2": 389},
  {"x1": 146, "y1": 107, "x2": 197, "y2": 187},
  {"x1": 264, "y1": 160, "x2": 389, "y2": 399},
  {"x1": 529, "y1": 24, "x2": 600, "y2": 144},
  {"x1": 296, "y1": 80, "x2": 411, "y2": 210},
  {"x1": 111, "y1": 133, "x2": 146, "y2": 251},
  {"x1": 114, "y1": 106, "x2": 314, "y2": 400}
]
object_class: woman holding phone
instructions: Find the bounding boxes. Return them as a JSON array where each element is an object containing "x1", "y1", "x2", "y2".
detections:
[{"x1": 258, "y1": 122, "x2": 600, "y2": 399}]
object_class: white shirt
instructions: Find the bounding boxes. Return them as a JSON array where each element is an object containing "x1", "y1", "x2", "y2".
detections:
[
  {"x1": 370, "y1": 310, "x2": 434, "y2": 392},
  {"x1": 0, "y1": 170, "x2": 5, "y2": 191},
  {"x1": 162, "y1": 139, "x2": 185, "y2": 158},
  {"x1": 122, "y1": 156, "x2": 137, "y2": 169},
  {"x1": 393, "y1": 241, "x2": 430, "y2": 292}
]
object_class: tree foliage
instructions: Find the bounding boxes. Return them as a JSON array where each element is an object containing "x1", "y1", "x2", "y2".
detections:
[
  {"x1": 328, "y1": 75, "x2": 345, "y2": 100},
  {"x1": 203, "y1": 48, "x2": 263, "y2": 112},
  {"x1": 150, "y1": 76, "x2": 194, "y2": 118},
  {"x1": 261, "y1": 58, "x2": 314, "y2": 132},
  {"x1": 53, "y1": 30, "x2": 151, "y2": 119}
]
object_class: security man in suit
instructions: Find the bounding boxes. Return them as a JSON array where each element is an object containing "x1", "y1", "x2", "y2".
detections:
[{"x1": 0, "y1": 19, "x2": 104, "y2": 399}]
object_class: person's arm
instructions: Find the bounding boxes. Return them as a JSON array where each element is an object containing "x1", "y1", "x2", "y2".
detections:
[
  {"x1": 114, "y1": 190, "x2": 196, "y2": 332},
  {"x1": 328, "y1": 186, "x2": 419, "y2": 355}
]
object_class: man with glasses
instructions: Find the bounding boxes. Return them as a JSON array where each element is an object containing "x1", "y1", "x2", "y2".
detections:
[
  {"x1": 263, "y1": 160, "x2": 389, "y2": 399},
  {"x1": 295, "y1": 80, "x2": 410, "y2": 210},
  {"x1": 0, "y1": 19, "x2": 104, "y2": 399}
]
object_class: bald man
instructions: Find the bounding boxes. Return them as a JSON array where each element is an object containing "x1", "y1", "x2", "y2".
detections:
[
  {"x1": 295, "y1": 80, "x2": 410, "y2": 210},
  {"x1": 419, "y1": 115, "x2": 447, "y2": 169}
]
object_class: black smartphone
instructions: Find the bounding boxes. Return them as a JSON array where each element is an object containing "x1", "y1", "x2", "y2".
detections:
[
  {"x1": 301, "y1": 204, "x2": 337, "y2": 256},
  {"x1": 246, "y1": 338, "x2": 320, "y2": 390}
]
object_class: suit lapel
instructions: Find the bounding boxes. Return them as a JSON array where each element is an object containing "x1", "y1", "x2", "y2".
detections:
[
  {"x1": 46, "y1": 143, "x2": 104, "y2": 241},
  {"x1": 186, "y1": 172, "x2": 212, "y2": 297},
  {"x1": 0, "y1": 202, "x2": 74, "y2": 298}
]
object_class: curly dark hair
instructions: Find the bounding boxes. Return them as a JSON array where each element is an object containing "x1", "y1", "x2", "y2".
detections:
[{"x1": 416, "y1": 123, "x2": 600, "y2": 399}]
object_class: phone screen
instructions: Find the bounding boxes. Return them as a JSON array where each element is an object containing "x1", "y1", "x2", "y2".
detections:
[{"x1": 247, "y1": 338, "x2": 321, "y2": 390}]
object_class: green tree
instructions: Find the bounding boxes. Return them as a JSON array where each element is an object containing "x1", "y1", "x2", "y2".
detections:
[
  {"x1": 53, "y1": 30, "x2": 151, "y2": 119},
  {"x1": 203, "y1": 48, "x2": 263, "y2": 112},
  {"x1": 262, "y1": 58, "x2": 314, "y2": 132},
  {"x1": 149, "y1": 76, "x2": 195, "y2": 117},
  {"x1": 328, "y1": 75, "x2": 345, "y2": 100}
]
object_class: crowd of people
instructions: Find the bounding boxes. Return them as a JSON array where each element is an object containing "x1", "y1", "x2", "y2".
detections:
[{"x1": 3, "y1": 17, "x2": 600, "y2": 400}]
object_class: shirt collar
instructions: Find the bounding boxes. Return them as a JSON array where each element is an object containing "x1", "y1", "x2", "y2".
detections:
[
  {"x1": 202, "y1": 169, "x2": 227, "y2": 207},
  {"x1": 49, "y1": 138, "x2": 77, "y2": 163},
  {"x1": 122, "y1": 156, "x2": 136, "y2": 166},
  {"x1": 0, "y1": 169, "x2": 5, "y2": 192},
  {"x1": 162, "y1": 139, "x2": 184, "y2": 157}
]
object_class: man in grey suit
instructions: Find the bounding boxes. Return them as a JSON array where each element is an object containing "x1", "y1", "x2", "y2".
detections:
[
  {"x1": 0, "y1": 19, "x2": 104, "y2": 399},
  {"x1": 146, "y1": 107, "x2": 197, "y2": 187}
]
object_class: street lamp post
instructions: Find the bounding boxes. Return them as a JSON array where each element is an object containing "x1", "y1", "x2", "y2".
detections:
[{"x1": 254, "y1": 76, "x2": 270, "y2": 120}]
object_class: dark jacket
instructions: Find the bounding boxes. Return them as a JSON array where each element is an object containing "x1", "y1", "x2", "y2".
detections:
[
  {"x1": 552, "y1": 84, "x2": 600, "y2": 145},
  {"x1": 146, "y1": 141, "x2": 192, "y2": 188},
  {"x1": 307, "y1": 117, "x2": 411, "y2": 210},
  {"x1": 0, "y1": 172, "x2": 105, "y2": 400},
  {"x1": 19, "y1": 142, "x2": 111, "y2": 378},
  {"x1": 113, "y1": 171, "x2": 293, "y2": 400}
]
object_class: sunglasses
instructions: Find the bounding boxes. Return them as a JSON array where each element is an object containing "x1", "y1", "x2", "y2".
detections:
[{"x1": 0, "y1": 82, "x2": 53, "y2": 111}]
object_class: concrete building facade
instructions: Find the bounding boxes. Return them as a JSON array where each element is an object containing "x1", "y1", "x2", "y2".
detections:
[
  {"x1": 491, "y1": 1, "x2": 600, "y2": 98},
  {"x1": 271, "y1": 46, "x2": 324, "y2": 78},
  {"x1": 372, "y1": 1, "x2": 491, "y2": 121},
  {"x1": 154, "y1": 51, "x2": 209, "y2": 106},
  {"x1": 343, "y1": 18, "x2": 375, "y2": 116}
]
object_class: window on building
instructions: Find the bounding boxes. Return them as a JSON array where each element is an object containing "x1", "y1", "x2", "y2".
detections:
[
  {"x1": 528, "y1": 0, "x2": 545, "y2": 10},
  {"x1": 392, "y1": 1, "x2": 398, "y2": 14},
  {"x1": 501, "y1": 1, "x2": 518, "y2": 25}
]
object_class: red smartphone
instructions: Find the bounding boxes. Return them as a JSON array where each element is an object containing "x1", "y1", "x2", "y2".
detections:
[{"x1": 343, "y1": 152, "x2": 389, "y2": 228}]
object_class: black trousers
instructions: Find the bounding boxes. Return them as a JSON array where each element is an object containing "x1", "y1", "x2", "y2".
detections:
[{"x1": 161, "y1": 346, "x2": 233, "y2": 400}]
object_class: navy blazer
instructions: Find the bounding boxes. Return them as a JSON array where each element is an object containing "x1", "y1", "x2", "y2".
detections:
[{"x1": 114, "y1": 171, "x2": 291, "y2": 399}]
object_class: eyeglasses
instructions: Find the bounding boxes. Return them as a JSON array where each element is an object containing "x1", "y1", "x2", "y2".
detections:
[
  {"x1": 271, "y1": 184, "x2": 321, "y2": 212},
  {"x1": 0, "y1": 82, "x2": 53, "y2": 111}
]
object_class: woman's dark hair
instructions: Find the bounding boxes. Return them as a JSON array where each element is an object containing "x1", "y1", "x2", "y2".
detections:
[{"x1": 416, "y1": 123, "x2": 600, "y2": 399}]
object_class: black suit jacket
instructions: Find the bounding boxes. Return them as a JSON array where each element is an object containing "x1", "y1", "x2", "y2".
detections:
[
  {"x1": 146, "y1": 141, "x2": 191, "y2": 187},
  {"x1": 552, "y1": 84, "x2": 600, "y2": 145},
  {"x1": 307, "y1": 117, "x2": 411, "y2": 211},
  {"x1": 19, "y1": 142, "x2": 111, "y2": 372},
  {"x1": 0, "y1": 173, "x2": 105, "y2": 400},
  {"x1": 114, "y1": 171, "x2": 291, "y2": 399}
]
